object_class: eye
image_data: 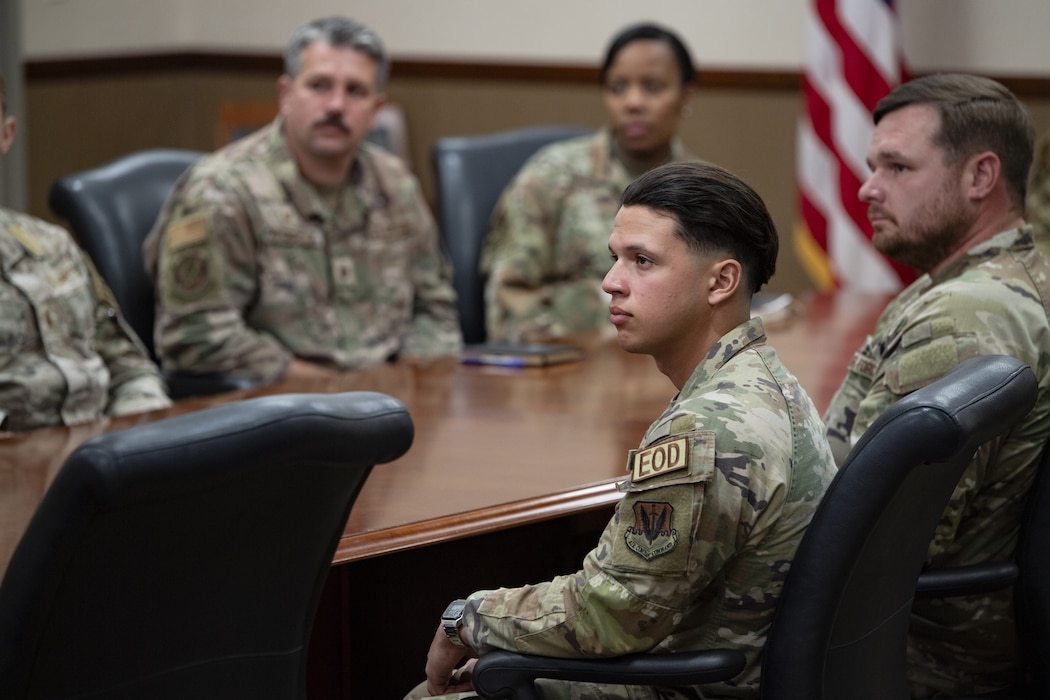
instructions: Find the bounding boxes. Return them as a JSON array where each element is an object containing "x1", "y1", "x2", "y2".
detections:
[
  {"x1": 643, "y1": 80, "x2": 666, "y2": 95},
  {"x1": 605, "y1": 80, "x2": 627, "y2": 96},
  {"x1": 892, "y1": 163, "x2": 909, "y2": 174},
  {"x1": 635, "y1": 255, "x2": 653, "y2": 267}
]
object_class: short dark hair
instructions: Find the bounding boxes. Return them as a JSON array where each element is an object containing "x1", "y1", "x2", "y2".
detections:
[
  {"x1": 284, "y1": 17, "x2": 389, "y2": 92},
  {"x1": 620, "y1": 161, "x2": 778, "y2": 294},
  {"x1": 874, "y1": 73, "x2": 1034, "y2": 209},
  {"x1": 600, "y1": 23, "x2": 696, "y2": 87},
  {"x1": 0, "y1": 72, "x2": 7, "y2": 116}
]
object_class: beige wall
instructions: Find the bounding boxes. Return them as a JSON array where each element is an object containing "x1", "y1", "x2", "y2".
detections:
[
  {"x1": 22, "y1": 1, "x2": 1050, "y2": 76},
  {"x1": 17, "y1": 0, "x2": 1050, "y2": 294}
]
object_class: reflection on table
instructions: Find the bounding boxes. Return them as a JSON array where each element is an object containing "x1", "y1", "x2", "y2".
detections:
[{"x1": 1, "y1": 290, "x2": 889, "y2": 579}]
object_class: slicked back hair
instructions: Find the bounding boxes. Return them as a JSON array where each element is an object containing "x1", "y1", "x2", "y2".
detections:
[{"x1": 620, "y1": 161, "x2": 778, "y2": 295}]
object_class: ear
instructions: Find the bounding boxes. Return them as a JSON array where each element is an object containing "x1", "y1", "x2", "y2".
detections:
[
  {"x1": 0, "y1": 115, "x2": 16, "y2": 156},
  {"x1": 276, "y1": 75, "x2": 292, "y2": 116},
  {"x1": 966, "y1": 151, "x2": 1000, "y2": 201},
  {"x1": 708, "y1": 258, "x2": 742, "y2": 306}
]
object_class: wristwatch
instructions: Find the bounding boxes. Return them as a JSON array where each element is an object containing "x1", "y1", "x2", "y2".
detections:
[{"x1": 441, "y1": 598, "x2": 468, "y2": 647}]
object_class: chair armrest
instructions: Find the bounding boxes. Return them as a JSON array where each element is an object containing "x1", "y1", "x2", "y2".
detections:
[
  {"x1": 914, "y1": 561, "x2": 1019, "y2": 599},
  {"x1": 471, "y1": 649, "x2": 746, "y2": 700},
  {"x1": 164, "y1": 371, "x2": 261, "y2": 401}
]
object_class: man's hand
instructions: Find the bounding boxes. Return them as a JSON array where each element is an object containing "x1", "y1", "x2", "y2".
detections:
[{"x1": 424, "y1": 625, "x2": 477, "y2": 695}]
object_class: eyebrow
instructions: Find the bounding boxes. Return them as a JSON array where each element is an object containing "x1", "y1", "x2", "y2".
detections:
[
  {"x1": 866, "y1": 147, "x2": 907, "y2": 171},
  {"x1": 609, "y1": 241, "x2": 657, "y2": 258}
]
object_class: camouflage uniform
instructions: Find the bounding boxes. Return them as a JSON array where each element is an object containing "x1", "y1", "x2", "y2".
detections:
[
  {"x1": 823, "y1": 226, "x2": 1050, "y2": 697},
  {"x1": 482, "y1": 129, "x2": 697, "y2": 342},
  {"x1": 1027, "y1": 131, "x2": 1050, "y2": 236},
  {"x1": 0, "y1": 207, "x2": 171, "y2": 432},
  {"x1": 144, "y1": 118, "x2": 462, "y2": 384},
  {"x1": 418, "y1": 318, "x2": 836, "y2": 700}
]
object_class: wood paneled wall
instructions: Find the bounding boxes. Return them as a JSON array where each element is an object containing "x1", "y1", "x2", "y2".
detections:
[{"x1": 23, "y1": 56, "x2": 1050, "y2": 294}]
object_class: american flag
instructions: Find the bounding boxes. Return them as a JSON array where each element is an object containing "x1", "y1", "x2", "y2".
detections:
[{"x1": 795, "y1": 0, "x2": 915, "y2": 292}]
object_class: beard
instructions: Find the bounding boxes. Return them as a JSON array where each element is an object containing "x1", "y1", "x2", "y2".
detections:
[{"x1": 870, "y1": 181, "x2": 973, "y2": 274}]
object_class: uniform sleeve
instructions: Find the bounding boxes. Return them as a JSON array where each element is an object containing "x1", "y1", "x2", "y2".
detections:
[
  {"x1": 481, "y1": 157, "x2": 605, "y2": 343},
  {"x1": 461, "y1": 431, "x2": 754, "y2": 658},
  {"x1": 83, "y1": 257, "x2": 172, "y2": 416},
  {"x1": 146, "y1": 173, "x2": 291, "y2": 383},
  {"x1": 830, "y1": 290, "x2": 1037, "y2": 560},
  {"x1": 400, "y1": 178, "x2": 463, "y2": 358}
]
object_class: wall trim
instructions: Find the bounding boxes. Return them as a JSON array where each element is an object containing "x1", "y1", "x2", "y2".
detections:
[{"x1": 23, "y1": 52, "x2": 1050, "y2": 97}]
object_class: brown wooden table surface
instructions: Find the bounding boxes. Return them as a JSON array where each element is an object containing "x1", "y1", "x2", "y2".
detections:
[{"x1": 0, "y1": 290, "x2": 890, "y2": 579}]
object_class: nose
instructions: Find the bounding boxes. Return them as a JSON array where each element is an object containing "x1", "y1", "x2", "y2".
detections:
[
  {"x1": 602, "y1": 261, "x2": 625, "y2": 296},
  {"x1": 324, "y1": 89, "x2": 347, "y2": 112},
  {"x1": 858, "y1": 172, "x2": 880, "y2": 203},
  {"x1": 621, "y1": 85, "x2": 646, "y2": 110}
]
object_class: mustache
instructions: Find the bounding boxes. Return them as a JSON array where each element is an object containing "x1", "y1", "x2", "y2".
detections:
[
  {"x1": 868, "y1": 205, "x2": 894, "y2": 222},
  {"x1": 313, "y1": 114, "x2": 351, "y2": 132}
]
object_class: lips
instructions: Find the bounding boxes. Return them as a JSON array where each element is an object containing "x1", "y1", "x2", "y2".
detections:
[
  {"x1": 609, "y1": 305, "x2": 631, "y2": 326},
  {"x1": 868, "y1": 206, "x2": 894, "y2": 225},
  {"x1": 622, "y1": 122, "x2": 649, "y2": 139}
]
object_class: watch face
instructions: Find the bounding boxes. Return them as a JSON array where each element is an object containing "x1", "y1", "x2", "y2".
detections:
[{"x1": 443, "y1": 599, "x2": 467, "y2": 620}]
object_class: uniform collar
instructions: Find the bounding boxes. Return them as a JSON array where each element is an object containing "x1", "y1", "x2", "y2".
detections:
[
  {"x1": 268, "y1": 118, "x2": 371, "y2": 226},
  {"x1": 678, "y1": 316, "x2": 768, "y2": 397}
]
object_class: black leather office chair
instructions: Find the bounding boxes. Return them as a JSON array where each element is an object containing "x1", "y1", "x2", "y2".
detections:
[
  {"x1": 472, "y1": 355, "x2": 1037, "y2": 700},
  {"x1": 49, "y1": 149, "x2": 200, "y2": 359},
  {"x1": 432, "y1": 125, "x2": 592, "y2": 343},
  {"x1": 0, "y1": 390, "x2": 413, "y2": 700},
  {"x1": 49, "y1": 149, "x2": 257, "y2": 399},
  {"x1": 912, "y1": 429, "x2": 1050, "y2": 698},
  {"x1": 1013, "y1": 439, "x2": 1050, "y2": 697}
]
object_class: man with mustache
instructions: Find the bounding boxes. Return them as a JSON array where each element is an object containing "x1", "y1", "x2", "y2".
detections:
[
  {"x1": 823, "y1": 73, "x2": 1050, "y2": 697},
  {"x1": 145, "y1": 17, "x2": 461, "y2": 384}
]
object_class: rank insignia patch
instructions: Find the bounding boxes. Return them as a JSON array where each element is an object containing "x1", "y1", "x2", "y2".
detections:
[{"x1": 624, "y1": 501, "x2": 678, "y2": 560}]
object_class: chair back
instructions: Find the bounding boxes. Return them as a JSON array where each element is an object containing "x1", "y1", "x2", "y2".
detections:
[
  {"x1": 762, "y1": 354, "x2": 1037, "y2": 700},
  {"x1": 432, "y1": 126, "x2": 592, "y2": 343},
  {"x1": 1014, "y1": 438, "x2": 1050, "y2": 695},
  {"x1": 0, "y1": 391, "x2": 413, "y2": 700},
  {"x1": 48, "y1": 149, "x2": 203, "y2": 359}
]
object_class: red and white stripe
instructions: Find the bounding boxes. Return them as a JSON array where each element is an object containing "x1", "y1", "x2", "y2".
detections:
[{"x1": 796, "y1": 0, "x2": 913, "y2": 292}]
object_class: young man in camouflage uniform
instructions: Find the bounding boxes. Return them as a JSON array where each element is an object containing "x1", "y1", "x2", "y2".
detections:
[
  {"x1": 408, "y1": 162, "x2": 837, "y2": 700},
  {"x1": 823, "y1": 74, "x2": 1050, "y2": 697},
  {"x1": 0, "y1": 73, "x2": 170, "y2": 432},
  {"x1": 144, "y1": 17, "x2": 461, "y2": 385}
]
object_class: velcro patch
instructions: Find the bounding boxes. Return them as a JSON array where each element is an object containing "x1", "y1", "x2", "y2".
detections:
[
  {"x1": 895, "y1": 336, "x2": 959, "y2": 392},
  {"x1": 167, "y1": 213, "x2": 208, "y2": 251},
  {"x1": 629, "y1": 437, "x2": 688, "y2": 482}
]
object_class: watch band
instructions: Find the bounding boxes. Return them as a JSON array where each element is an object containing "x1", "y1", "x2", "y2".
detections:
[{"x1": 441, "y1": 598, "x2": 468, "y2": 647}]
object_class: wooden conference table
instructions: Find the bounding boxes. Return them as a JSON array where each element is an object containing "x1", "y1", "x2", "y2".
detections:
[{"x1": 0, "y1": 290, "x2": 889, "y2": 698}]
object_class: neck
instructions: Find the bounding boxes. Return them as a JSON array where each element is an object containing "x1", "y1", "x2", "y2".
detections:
[
  {"x1": 297, "y1": 154, "x2": 355, "y2": 188},
  {"x1": 612, "y1": 138, "x2": 673, "y2": 176},
  {"x1": 929, "y1": 207, "x2": 1026, "y2": 278},
  {"x1": 656, "y1": 306, "x2": 750, "y2": 390}
]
